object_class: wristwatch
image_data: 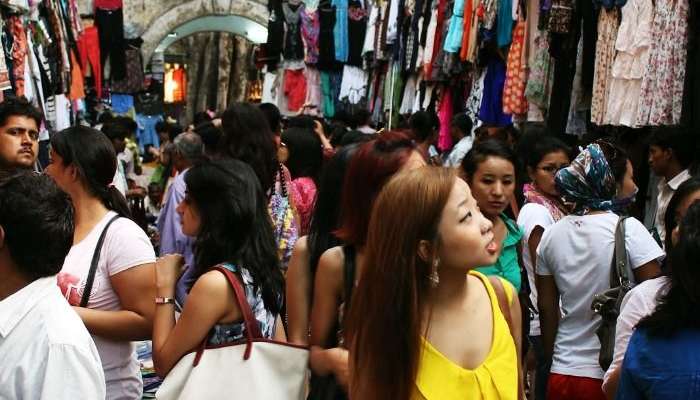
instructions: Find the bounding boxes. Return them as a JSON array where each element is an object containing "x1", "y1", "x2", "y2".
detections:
[{"x1": 155, "y1": 297, "x2": 175, "y2": 305}]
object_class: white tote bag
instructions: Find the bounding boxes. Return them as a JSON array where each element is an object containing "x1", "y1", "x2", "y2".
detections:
[{"x1": 156, "y1": 266, "x2": 309, "y2": 400}]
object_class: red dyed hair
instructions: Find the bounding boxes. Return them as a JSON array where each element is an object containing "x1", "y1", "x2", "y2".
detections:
[{"x1": 335, "y1": 131, "x2": 416, "y2": 247}]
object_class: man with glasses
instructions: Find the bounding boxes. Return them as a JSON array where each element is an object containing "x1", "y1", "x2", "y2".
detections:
[{"x1": 0, "y1": 97, "x2": 43, "y2": 173}]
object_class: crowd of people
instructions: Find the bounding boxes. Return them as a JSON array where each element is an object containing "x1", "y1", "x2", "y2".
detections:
[{"x1": 0, "y1": 94, "x2": 699, "y2": 400}]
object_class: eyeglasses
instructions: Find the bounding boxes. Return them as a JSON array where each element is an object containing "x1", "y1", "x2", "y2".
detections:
[{"x1": 538, "y1": 164, "x2": 569, "y2": 175}]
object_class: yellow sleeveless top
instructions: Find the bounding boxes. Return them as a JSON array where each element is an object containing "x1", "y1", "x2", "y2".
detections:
[{"x1": 413, "y1": 271, "x2": 518, "y2": 400}]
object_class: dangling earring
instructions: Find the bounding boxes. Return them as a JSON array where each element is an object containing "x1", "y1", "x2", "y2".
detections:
[{"x1": 429, "y1": 257, "x2": 440, "y2": 287}]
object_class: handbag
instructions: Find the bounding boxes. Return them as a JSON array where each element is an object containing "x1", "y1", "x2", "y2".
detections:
[
  {"x1": 156, "y1": 266, "x2": 309, "y2": 400},
  {"x1": 591, "y1": 217, "x2": 630, "y2": 370}
]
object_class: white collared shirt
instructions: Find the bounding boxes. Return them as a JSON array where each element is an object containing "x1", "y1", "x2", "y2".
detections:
[
  {"x1": 443, "y1": 136, "x2": 474, "y2": 168},
  {"x1": 655, "y1": 169, "x2": 692, "y2": 244},
  {"x1": 0, "y1": 276, "x2": 106, "y2": 400}
]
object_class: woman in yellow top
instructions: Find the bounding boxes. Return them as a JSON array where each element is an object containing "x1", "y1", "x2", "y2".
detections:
[{"x1": 347, "y1": 167, "x2": 523, "y2": 400}]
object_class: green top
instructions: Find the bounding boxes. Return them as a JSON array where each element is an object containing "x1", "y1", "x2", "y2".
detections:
[{"x1": 475, "y1": 214, "x2": 523, "y2": 291}]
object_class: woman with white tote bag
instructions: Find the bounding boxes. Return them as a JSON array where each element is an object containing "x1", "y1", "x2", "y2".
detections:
[{"x1": 152, "y1": 159, "x2": 308, "y2": 399}]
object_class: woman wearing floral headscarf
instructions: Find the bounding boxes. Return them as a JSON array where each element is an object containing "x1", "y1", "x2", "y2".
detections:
[{"x1": 535, "y1": 141, "x2": 663, "y2": 400}]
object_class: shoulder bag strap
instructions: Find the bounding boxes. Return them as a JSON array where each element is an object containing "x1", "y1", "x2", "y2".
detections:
[
  {"x1": 489, "y1": 276, "x2": 515, "y2": 340},
  {"x1": 611, "y1": 216, "x2": 630, "y2": 289},
  {"x1": 210, "y1": 266, "x2": 263, "y2": 359},
  {"x1": 79, "y1": 215, "x2": 121, "y2": 308}
]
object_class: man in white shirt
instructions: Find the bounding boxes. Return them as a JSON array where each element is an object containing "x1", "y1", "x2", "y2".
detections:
[
  {"x1": 648, "y1": 127, "x2": 694, "y2": 245},
  {"x1": 0, "y1": 171, "x2": 106, "y2": 400},
  {"x1": 443, "y1": 113, "x2": 474, "y2": 168}
]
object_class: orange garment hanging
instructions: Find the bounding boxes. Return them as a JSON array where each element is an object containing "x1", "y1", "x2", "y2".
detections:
[
  {"x1": 459, "y1": 0, "x2": 474, "y2": 61},
  {"x1": 503, "y1": 20, "x2": 528, "y2": 115}
]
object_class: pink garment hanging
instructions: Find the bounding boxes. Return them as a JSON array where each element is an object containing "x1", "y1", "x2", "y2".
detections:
[
  {"x1": 437, "y1": 89, "x2": 453, "y2": 152},
  {"x1": 8, "y1": 16, "x2": 26, "y2": 97}
]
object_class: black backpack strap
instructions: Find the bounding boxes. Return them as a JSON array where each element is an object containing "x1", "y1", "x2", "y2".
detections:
[
  {"x1": 80, "y1": 215, "x2": 121, "y2": 308},
  {"x1": 342, "y1": 245, "x2": 357, "y2": 313}
]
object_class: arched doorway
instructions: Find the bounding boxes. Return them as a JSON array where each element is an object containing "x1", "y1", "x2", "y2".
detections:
[{"x1": 146, "y1": 14, "x2": 267, "y2": 124}]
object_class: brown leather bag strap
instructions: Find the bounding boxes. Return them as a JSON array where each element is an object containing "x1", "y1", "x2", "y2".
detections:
[
  {"x1": 193, "y1": 265, "x2": 263, "y2": 366},
  {"x1": 489, "y1": 276, "x2": 515, "y2": 341}
]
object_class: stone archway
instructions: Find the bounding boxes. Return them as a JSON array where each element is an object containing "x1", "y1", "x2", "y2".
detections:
[{"x1": 140, "y1": 0, "x2": 268, "y2": 64}]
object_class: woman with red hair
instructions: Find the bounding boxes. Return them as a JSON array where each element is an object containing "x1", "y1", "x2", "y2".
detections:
[{"x1": 308, "y1": 131, "x2": 425, "y2": 397}]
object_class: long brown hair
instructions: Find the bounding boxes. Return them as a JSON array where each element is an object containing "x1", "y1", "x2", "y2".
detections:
[{"x1": 346, "y1": 167, "x2": 457, "y2": 400}]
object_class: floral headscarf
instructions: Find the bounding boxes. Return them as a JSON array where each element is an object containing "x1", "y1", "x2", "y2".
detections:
[{"x1": 555, "y1": 143, "x2": 629, "y2": 215}]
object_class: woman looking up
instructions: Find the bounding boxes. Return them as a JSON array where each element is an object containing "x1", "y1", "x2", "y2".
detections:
[
  {"x1": 348, "y1": 167, "x2": 522, "y2": 400},
  {"x1": 46, "y1": 126, "x2": 156, "y2": 400}
]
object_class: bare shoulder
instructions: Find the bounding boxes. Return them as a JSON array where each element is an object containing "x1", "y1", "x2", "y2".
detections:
[
  {"x1": 292, "y1": 236, "x2": 309, "y2": 258},
  {"x1": 316, "y1": 246, "x2": 345, "y2": 285},
  {"x1": 190, "y1": 270, "x2": 233, "y2": 299}
]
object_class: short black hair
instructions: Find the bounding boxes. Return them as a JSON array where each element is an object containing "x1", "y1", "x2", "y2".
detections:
[
  {"x1": 596, "y1": 139, "x2": 629, "y2": 185},
  {"x1": 193, "y1": 111, "x2": 213, "y2": 127},
  {"x1": 101, "y1": 121, "x2": 130, "y2": 141},
  {"x1": 461, "y1": 139, "x2": 520, "y2": 179},
  {"x1": 649, "y1": 126, "x2": 694, "y2": 169},
  {"x1": 111, "y1": 116, "x2": 137, "y2": 134},
  {"x1": 0, "y1": 171, "x2": 73, "y2": 280},
  {"x1": 155, "y1": 121, "x2": 171, "y2": 134},
  {"x1": 259, "y1": 103, "x2": 282, "y2": 134},
  {"x1": 409, "y1": 111, "x2": 440, "y2": 142},
  {"x1": 524, "y1": 135, "x2": 571, "y2": 169},
  {"x1": 281, "y1": 127, "x2": 323, "y2": 181},
  {"x1": 0, "y1": 96, "x2": 43, "y2": 128},
  {"x1": 450, "y1": 113, "x2": 473, "y2": 136}
]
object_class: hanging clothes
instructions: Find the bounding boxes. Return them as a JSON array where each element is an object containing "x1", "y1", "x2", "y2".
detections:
[
  {"x1": 266, "y1": 0, "x2": 285, "y2": 69},
  {"x1": 95, "y1": 7, "x2": 126, "y2": 81},
  {"x1": 304, "y1": 67, "x2": 322, "y2": 109},
  {"x1": 301, "y1": 7, "x2": 320, "y2": 64},
  {"x1": 283, "y1": 2, "x2": 306, "y2": 61},
  {"x1": 111, "y1": 40, "x2": 146, "y2": 94},
  {"x1": 347, "y1": 0, "x2": 368, "y2": 67},
  {"x1": 135, "y1": 114, "x2": 163, "y2": 153},
  {"x1": 590, "y1": 8, "x2": 620, "y2": 125},
  {"x1": 458, "y1": 0, "x2": 475, "y2": 60},
  {"x1": 444, "y1": 0, "x2": 466, "y2": 52},
  {"x1": 604, "y1": 0, "x2": 652, "y2": 126},
  {"x1": 503, "y1": 20, "x2": 529, "y2": 115},
  {"x1": 438, "y1": 89, "x2": 454, "y2": 151},
  {"x1": 333, "y1": 0, "x2": 350, "y2": 62},
  {"x1": 565, "y1": 33, "x2": 588, "y2": 136},
  {"x1": 466, "y1": 68, "x2": 486, "y2": 123},
  {"x1": 497, "y1": 0, "x2": 515, "y2": 47},
  {"x1": 339, "y1": 65, "x2": 368, "y2": 104},
  {"x1": 317, "y1": 3, "x2": 339, "y2": 70},
  {"x1": 526, "y1": 34, "x2": 555, "y2": 116},
  {"x1": 77, "y1": 26, "x2": 102, "y2": 98},
  {"x1": 283, "y1": 68, "x2": 307, "y2": 111},
  {"x1": 0, "y1": 29, "x2": 11, "y2": 92},
  {"x1": 480, "y1": 57, "x2": 513, "y2": 126},
  {"x1": 8, "y1": 15, "x2": 26, "y2": 97},
  {"x1": 635, "y1": 0, "x2": 688, "y2": 126}
]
